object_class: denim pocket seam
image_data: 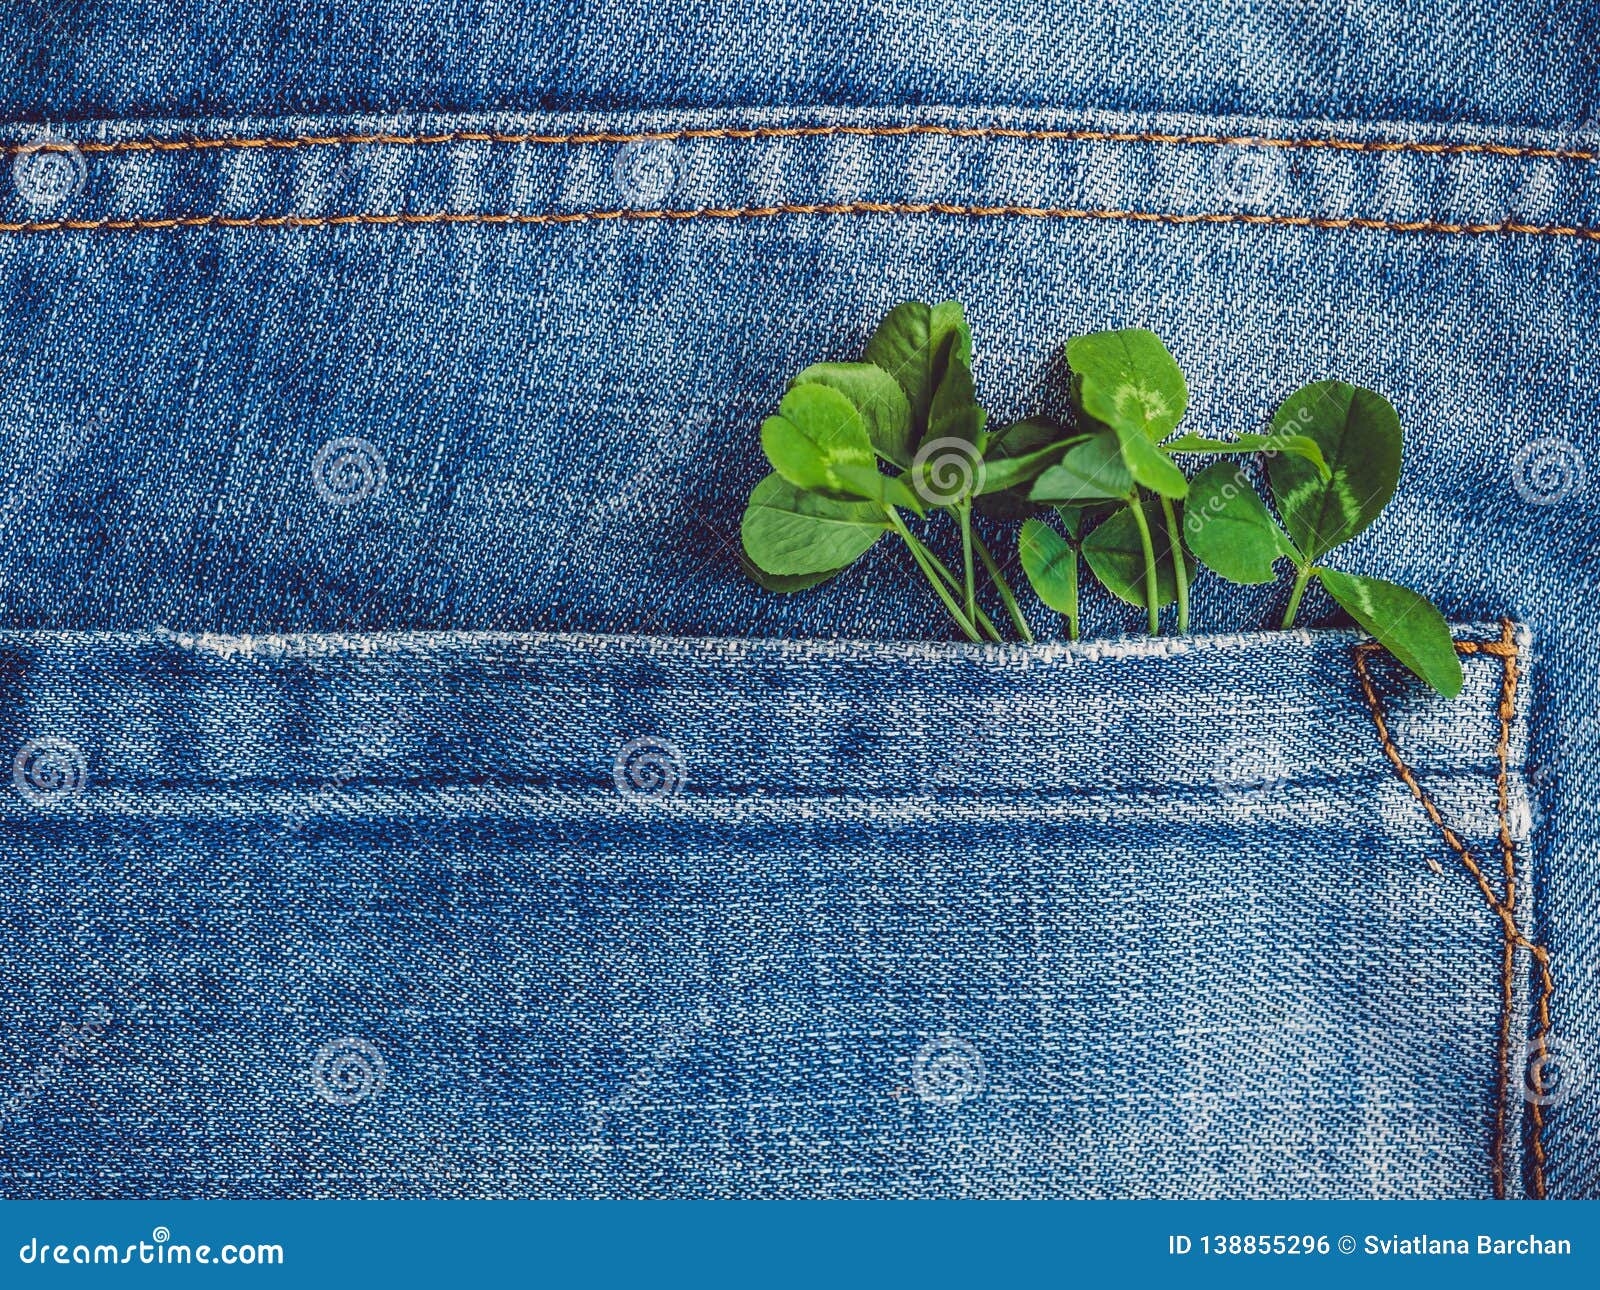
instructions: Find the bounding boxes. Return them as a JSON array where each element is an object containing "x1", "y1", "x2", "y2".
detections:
[
  {"x1": 1354, "y1": 619, "x2": 1550, "y2": 1201},
  {"x1": 5, "y1": 122, "x2": 1597, "y2": 164},
  {"x1": 5, "y1": 204, "x2": 1598, "y2": 243},
  {"x1": 6, "y1": 116, "x2": 1600, "y2": 241}
]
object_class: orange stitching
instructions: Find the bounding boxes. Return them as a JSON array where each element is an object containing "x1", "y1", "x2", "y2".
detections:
[
  {"x1": 2, "y1": 203, "x2": 1599, "y2": 241},
  {"x1": 5, "y1": 123, "x2": 1596, "y2": 163},
  {"x1": 1353, "y1": 626, "x2": 1552, "y2": 1200},
  {"x1": 1492, "y1": 621, "x2": 1521, "y2": 1204}
]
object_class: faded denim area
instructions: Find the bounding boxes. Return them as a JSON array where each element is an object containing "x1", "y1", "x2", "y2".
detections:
[
  {"x1": 0, "y1": 3, "x2": 1593, "y2": 130},
  {"x1": 0, "y1": 628, "x2": 1535, "y2": 1197},
  {"x1": 0, "y1": 1, "x2": 1596, "y2": 1198}
]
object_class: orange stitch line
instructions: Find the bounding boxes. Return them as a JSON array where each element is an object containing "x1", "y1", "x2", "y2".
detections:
[
  {"x1": 4, "y1": 123, "x2": 1596, "y2": 163},
  {"x1": 1496, "y1": 620, "x2": 1521, "y2": 916},
  {"x1": 2, "y1": 203, "x2": 1599, "y2": 241},
  {"x1": 1490, "y1": 620, "x2": 1522, "y2": 1205},
  {"x1": 1353, "y1": 628, "x2": 1552, "y2": 1200}
]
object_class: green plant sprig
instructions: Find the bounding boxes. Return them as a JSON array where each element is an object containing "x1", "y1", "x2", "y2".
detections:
[
  {"x1": 1019, "y1": 330, "x2": 1328, "y2": 636},
  {"x1": 1184, "y1": 381, "x2": 1463, "y2": 697},
  {"x1": 738, "y1": 303, "x2": 1462, "y2": 698},
  {"x1": 742, "y1": 301, "x2": 1034, "y2": 644}
]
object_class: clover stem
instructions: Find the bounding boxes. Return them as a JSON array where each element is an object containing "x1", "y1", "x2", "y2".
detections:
[
  {"x1": 1281, "y1": 564, "x2": 1315, "y2": 629},
  {"x1": 1158, "y1": 493, "x2": 1189, "y2": 634},
  {"x1": 1050, "y1": 508, "x2": 1082, "y2": 642},
  {"x1": 958, "y1": 500, "x2": 977, "y2": 627},
  {"x1": 918, "y1": 534, "x2": 1005, "y2": 642},
  {"x1": 883, "y1": 507, "x2": 983, "y2": 643},
  {"x1": 970, "y1": 531, "x2": 1035, "y2": 645},
  {"x1": 1127, "y1": 490, "x2": 1161, "y2": 635}
]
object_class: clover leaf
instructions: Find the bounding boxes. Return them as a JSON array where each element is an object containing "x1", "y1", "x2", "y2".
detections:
[
  {"x1": 1184, "y1": 460, "x2": 1297, "y2": 585},
  {"x1": 789, "y1": 362, "x2": 913, "y2": 467},
  {"x1": 1186, "y1": 384, "x2": 1460, "y2": 697},
  {"x1": 737, "y1": 304, "x2": 1465, "y2": 698},
  {"x1": 1165, "y1": 432, "x2": 1328, "y2": 476},
  {"x1": 1081, "y1": 497, "x2": 1195, "y2": 619},
  {"x1": 1029, "y1": 428, "x2": 1133, "y2": 503},
  {"x1": 974, "y1": 422, "x2": 1082, "y2": 497},
  {"x1": 1265, "y1": 381, "x2": 1400, "y2": 561},
  {"x1": 862, "y1": 300, "x2": 974, "y2": 447},
  {"x1": 760, "y1": 382, "x2": 921, "y2": 511},
  {"x1": 740, "y1": 474, "x2": 889, "y2": 576},
  {"x1": 740, "y1": 306, "x2": 1008, "y2": 644},
  {"x1": 973, "y1": 418, "x2": 1076, "y2": 519},
  {"x1": 1066, "y1": 330, "x2": 1189, "y2": 443},
  {"x1": 736, "y1": 551, "x2": 854, "y2": 594},
  {"x1": 1018, "y1": 505, "x2": 1104, "y2": 640},
  {"x1": 1316, "y1": 570, "x2": 1462, "y2": 698}
]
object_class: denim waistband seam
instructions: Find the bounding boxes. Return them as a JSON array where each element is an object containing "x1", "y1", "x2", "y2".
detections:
[
  {"x1": 4, "y1": 203, "x2": 1598, "y2": 242},
  {"x1": 6, "y1": 122, "x2": 1596, "y2": 164},
  {"x1": 4, "y1": 108, "x2": 1597, "y2": 242}
]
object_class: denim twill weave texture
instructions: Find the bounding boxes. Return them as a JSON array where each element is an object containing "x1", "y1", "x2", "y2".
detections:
[
  {"x1": 0, "y1": 627, "x2": 1536, "y2": 1197},
  {"x1": 0, "y1": 0, "x2": 1595, "y2": 1198}
]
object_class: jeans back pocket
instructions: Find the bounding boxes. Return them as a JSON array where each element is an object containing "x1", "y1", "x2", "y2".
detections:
[{"x1": 0, "y1": 622, "x2": 1542, "y2": 1197}]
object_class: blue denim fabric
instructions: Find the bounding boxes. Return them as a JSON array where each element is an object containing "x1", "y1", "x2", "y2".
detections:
[
  {"x1": 1, "y1": 2, "x2": 1597, "y2": 1198},
  {"x1": 0, "y1": 627, "x2": 1535, "y2": 1197},
  {"x1": 1, "y1": 3, "x2": 1594, "y2": 130}
]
